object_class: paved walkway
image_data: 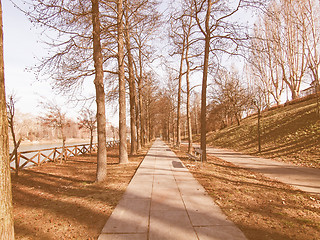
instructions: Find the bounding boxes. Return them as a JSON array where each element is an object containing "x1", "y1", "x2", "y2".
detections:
[
  {"x1": 204, "y1": 147, "x2": 320, "y2": 195},
  {"x1": 98, "y1": 140, "x2": 247, "y2": 240}
]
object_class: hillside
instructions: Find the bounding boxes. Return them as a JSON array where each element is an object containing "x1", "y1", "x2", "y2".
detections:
[{"x1": 205, "y1": 97, "x2": 320, "y2": 168}]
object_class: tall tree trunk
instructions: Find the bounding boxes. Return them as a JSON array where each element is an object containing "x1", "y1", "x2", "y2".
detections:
[
  {"x1": 138, "y1": 80, "x2": 145, "y2": 147},
  {"x1": 124, "y1": 2, "x2": 137, "y2": 155},
  {"x1": 194, "y1": 100, "x2": 198, "y2": 135},
  {"x1": 135, "y1": 49, "x2": 141, "y2": 151},
  {"x1": 146, "y1": 98, "x2": 151, "y2": 143},
  {"x1": 138, "y1": 49, "x2": 145, "y2": 147},
  {"x1": 117, "y1": 0, "x2": 129, "y2": 164},
  {"x1": 167, "y1": 111, "x2": 171, "y2": 143},
  {"x1": 185, "y1": 44, "x2": 193, "y2": 154},
  {"x1": 0, "y1": 2, "x2": 15, "y2": 237},
  {"x1": 200, "y1": 0, "x2": 212, "y2": 162},
  {"x1": 91, "y1": 0, "x2": 108, "y2": 182},
  {"x1": 176, "y1": 47, "x2": 184, "y2": 147},
  {"x1": 136, "y1": 99, "x2": 141, "y2": 151}
]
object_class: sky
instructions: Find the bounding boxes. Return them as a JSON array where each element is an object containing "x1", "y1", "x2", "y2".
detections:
[
  {"x1": 2, "y1": 1, "x2": 115, "y2": 124},
  {"x1": 3, "y1": 1, "x2": 60, "y2": 112}
]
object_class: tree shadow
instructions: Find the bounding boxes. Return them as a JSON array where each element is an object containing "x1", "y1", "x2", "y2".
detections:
[{"x1": 11, "y1": 150, "x2": 144, "y2": 239}]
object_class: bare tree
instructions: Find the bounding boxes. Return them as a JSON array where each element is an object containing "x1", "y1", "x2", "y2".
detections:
[
  {"x1": 17, "y1": 0, "x2": 109, "y2": 181},
  {"x1": 182, "y1": 10, "x2": 198, "y2": 153},
  {"x1": 123, "y1": 0, "x2": 137, "y2": 155},
  {"x1": 0, "y1": 1, "x2": 15, "y2": 237},
  {"x1": 130, "y1": 0, "x2": 160, "y2": 149},
  {"x1": 303, "y1": 0, "x2": 320, "y2": 88},
  {"x1": 91, "y1": 0, "x2": 108, "y2": 181},
  {"x1": 192, "y1": 0, "x2": 241, "y2": 161},
  {"x1": 6, "y1": 93, "x2": 22, "y2": 175},
  {"x1": 257, "y1": 0, "x2": 307, "y2": 100},
  {"x1": 280, "y1": 0, "x2": 308, "y2": 99},
  {"x1": 190, "y1": 0, "x2": 266, "y2": 161},
  {"x1": 40, "y1": 100, "x2": 69, "y2": 163},
  {"x1": 169, "y1": 15, "x2": 186, "y2": 147},
  {"x1": 212, "y1": 69, "x2": 251, "y2": 126},
  {"x1": 249, "y1": 14, "x2": 284, "y2": 106},
  {"x1": 117, "y1": 0, "x2": 129, "y2": 164},
  {"x1": 248, "y1": 0, "x2": 320, "y2": 102},
  {"x1": 78, "y1": 107, "x2": 97, "y2": 153}
]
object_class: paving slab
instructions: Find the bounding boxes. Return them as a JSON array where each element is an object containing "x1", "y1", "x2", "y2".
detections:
[
  {"x1": 195, "y1": 226, "x2": 248, "y2": 240},
  {"x1": 122, "y1": 181, "x2": 153, "y2": 199},
  {"x1": 98, "y1": 139, "x2": 247, "y2": 240},
  {"x1": 98, "y1": 233, "x2": 148, "y2": 240},
  {"x1": 100, "y1": 198, "x2": 150, "y2": 234},
  {"x1": 182, "y1": 195, "x2": 231, "y2": 227},
  {"x1": 149, "y1": 210, "x2": 198, "y2": 240}
]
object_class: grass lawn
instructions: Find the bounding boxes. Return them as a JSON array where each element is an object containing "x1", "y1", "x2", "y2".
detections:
[{"x1": 202, "y1": 97, "x2": 320, "y2": 168}]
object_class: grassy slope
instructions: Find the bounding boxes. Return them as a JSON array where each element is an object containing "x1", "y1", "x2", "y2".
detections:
[{"x1": 205, "y1": 97, "x2": 320, "y2": 168}]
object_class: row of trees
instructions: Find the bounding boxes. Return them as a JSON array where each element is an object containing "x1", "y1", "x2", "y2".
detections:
[
  {"x1": 1, "y1": 0, "x2": 161, "y2": 236},
  {"x1": 13, "y1": 0, "x2": 162, "y2": 182},
  {"x1": 4, "y1": 0, "x2": 319, "y2": 237},
  {"x1": 159, "y1": 0, "x2": 320, "y2": 154},
  {"x1": 158, "y1": 0, "x2": 267, "y2": 160}
]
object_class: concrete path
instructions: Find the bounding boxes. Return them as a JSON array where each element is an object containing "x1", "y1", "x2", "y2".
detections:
[
  {"x1": 205, "y1": 147, "x2": 320, "y2": 195},
  {"x1": 98, "y1": 139, "x2": 247, "y2": 240}
]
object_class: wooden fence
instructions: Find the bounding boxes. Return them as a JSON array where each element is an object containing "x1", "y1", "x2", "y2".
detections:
[{"x1": 10, "y1": 140, "x2": 119, "y2": 173}]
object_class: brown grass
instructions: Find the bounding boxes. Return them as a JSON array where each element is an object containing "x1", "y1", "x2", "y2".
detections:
[
  {"x1": 173, "y1": 145, "x2": 320, "y2": 240},
  {"x1": 12, "y1": 145, "x2": 151, "y2": 240},
  {"x1": 202, "y1": 98, "x2": 320, "y2": 168}
]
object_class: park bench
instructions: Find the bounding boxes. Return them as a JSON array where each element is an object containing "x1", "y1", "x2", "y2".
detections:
[{"x1": 187, "y1": 147, "x2": 203, "y2": 163}]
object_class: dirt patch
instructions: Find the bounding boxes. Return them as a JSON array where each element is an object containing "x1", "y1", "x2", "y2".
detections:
[
  {"x1": 12, "y1": 145, "x2": 150, "y2": 240},
  {"x1": 173, "y1": 145, "x2": 320, "y2": 240}
]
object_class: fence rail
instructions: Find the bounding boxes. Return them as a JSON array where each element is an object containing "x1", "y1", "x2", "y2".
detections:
[{"x1": 10, "y1": 140, "x2": 120, "y2": 173}]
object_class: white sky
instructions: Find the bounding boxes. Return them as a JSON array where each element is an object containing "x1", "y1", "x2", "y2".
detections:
[
  {"x1": 3, "y1": 1, "x2": 59, "y2": 111},
  {"x1": 2, "y1": 1, "x2": 120, "y2": 125}
]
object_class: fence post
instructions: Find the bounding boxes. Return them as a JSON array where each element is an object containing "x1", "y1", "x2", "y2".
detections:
[
  {"x1": 16, "y1": 152, "x2": 21, "y2": 176},
  {"x1": 53, "y1": 148, "x2": 57, "y2": 162},
  {"x1": 38, "y1": 151, "x2": 41, "y2": 166}
]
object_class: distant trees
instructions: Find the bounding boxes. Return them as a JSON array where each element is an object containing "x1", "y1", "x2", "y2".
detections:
[
  {"x1": 78, "y1": 107, "x2": 97, "y2": 152},
  {"x1": 0, "y1": 0, "x2": 15, "y2": 237},
  {"x1": 249, "y1": 15, "x2": 284, "y2": 106},
  {"x1": 212, "y1": 69, "x2": 251, "y2": 126},
  {"x1": 40, "y1": 100, "x2": 69, "y2": 163},
  {"x1": 122, "y1": 0, "x2": 160, "y2": 154},
  {"x1": 132, "y1": 8, "x2": 160, "y2": 149},
  {"x1": 207, "y1": 69, "x2": 253, "y2": 131},
  {"x1": 248, "y1": 0, "x2": 320, "y2": 103}
]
